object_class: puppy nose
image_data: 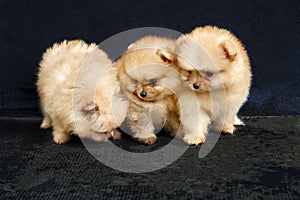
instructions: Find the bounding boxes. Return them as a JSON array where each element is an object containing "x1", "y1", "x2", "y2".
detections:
[
  {"x1": 140, "y1": 91, "x2": 147, "y2": 98},
  {"x1": 193, "y1": 82, "x2": 201, "y2": 90}
]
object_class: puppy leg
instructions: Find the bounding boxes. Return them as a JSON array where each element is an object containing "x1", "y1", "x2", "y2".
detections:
[
  {"x1": 182, "y1": 123, "x2": 208, "y2": 145},
  {"x1": 52, "y1": 119, "x2": 71, "y2": 144},
  {"x1": 40, "y1": 112, "x2": 52, "y2": 129},
  {"x1": 221, "y1": 115, "x2": 244, "y2": 134},
  {"x1": 129, "y1": 112, "x2": 157, "y2": 145},
  {"x1": 222, "y1": 111, "x2": 237, "y2": 134},
  {"x1": 222, "y1": 97, "x2": 246, "y2": 134},
  {"x1": 181, "y1": 112, "x2": 210, "y2": 145},
  {"x1": 164, "y1": 112, "x2": 180, "y2": 138}
]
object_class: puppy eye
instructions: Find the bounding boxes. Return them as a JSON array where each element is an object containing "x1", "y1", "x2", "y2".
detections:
[
  {"x1": 149, "y1": 79, "x2": 157, "y2": 84},
  {"x1": 205, "y1": 71, "x2": 214, "y2": 77}
]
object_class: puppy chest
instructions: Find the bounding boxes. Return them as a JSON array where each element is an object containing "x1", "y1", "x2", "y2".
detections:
[{"x1": 149, "y1": 105, "x2": 167, "y2": 130}]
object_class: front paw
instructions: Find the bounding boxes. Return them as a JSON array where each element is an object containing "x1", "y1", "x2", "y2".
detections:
[
  {"x1": 134, "y1": 135, "x2": 157, "y2": 145},
  {"x1": 104, "y1": 129, "x2": 121, "y2": 140},
  {"x1": 183, "y1": 134, "x2": 206, "y2": 146},
  {"x1": 53, "y1": 131, "x2": 71, "y2": 144}
]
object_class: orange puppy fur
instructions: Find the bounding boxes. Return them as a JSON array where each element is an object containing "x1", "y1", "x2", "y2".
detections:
[
  {"x1": 116, "y1": 36, "x2": 182, "y2": 144},
  {"x1": 37, "y1": 40, "x2": 127, "y2": 144},
  {"x1": 163, "y1": 26, "x2": 251, "y2": 145}
]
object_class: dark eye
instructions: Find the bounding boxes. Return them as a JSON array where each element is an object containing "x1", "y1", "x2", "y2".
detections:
[
  {"x1": 149, "y1": 79, "x2": 157, "y2": 84},
  {"x1": 205, "y1": 71, "x2": 214, "y2": 77}
]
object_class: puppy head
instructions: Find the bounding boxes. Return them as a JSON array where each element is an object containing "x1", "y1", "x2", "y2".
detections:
[
  {"x1": 75, "y1": 100, "x2": 103, "y2": 132},
  {"x1": 175, "y1": 26, "x2": 244, "y2": 92},
  {"x1": 117, "y1": 36, "x2": 179, "y2": 102},
  {"x1": 78, "y1": 100, "x2": 120, "y2": 133}
]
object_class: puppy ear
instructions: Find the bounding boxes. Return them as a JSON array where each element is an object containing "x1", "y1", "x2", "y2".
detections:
[
  {"x1": 115, "y1": 61, "x2": 125, "y2": 81},
  {"x1": 82, "y1": 103, "x2": 99, "y2": 115},
  {"x1": 156, "y1": 49, "x2": 176, "y2": 64},
  {"x1": 219, "y1": 42, "x2": 237, "y2": 62}
]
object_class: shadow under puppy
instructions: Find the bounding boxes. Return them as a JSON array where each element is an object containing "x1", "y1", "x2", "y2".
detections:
[
  {"x1": 37, "y1": 40, "x2": 127, "y2": 144},
  {"x1": 116, "y1": 36, "x2": 182, "y2": 145},
  {"x1": 165, "y1": 26, "x2": 252, "y2": 145}
]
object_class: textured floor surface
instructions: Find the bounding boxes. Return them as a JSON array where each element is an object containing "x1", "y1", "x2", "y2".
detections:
[{"x1": 1, "y1": 116, "x2": 299, "y2": 199}]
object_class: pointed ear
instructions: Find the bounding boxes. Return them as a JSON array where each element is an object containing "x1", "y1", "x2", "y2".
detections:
[
  {"x1": 156, "y1": 49, "x2": 176, "y2": 64},
  {"x1": 219, "y1": 42, "x2": 237, "y2": 62},
  {"x1": 115, "y1": 61, "x2": 125, "y2": 81}
]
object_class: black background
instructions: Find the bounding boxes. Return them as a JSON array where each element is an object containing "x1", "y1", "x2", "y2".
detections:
[
  {"x1": 0, "y1": 0, "x2": 299, "y2": 115},
  {"x1": 1, "y1": 1, "x2": 300, "y2": 198}
]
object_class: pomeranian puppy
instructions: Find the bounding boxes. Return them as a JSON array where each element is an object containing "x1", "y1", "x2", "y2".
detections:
[
  {"x1": 37, "y1": 40, "x2": 127, "y2": 144},
  {"x1": 163, "y1": 26, "x2": 252, "y2": 145},
  {"x1": 116, "y1": 36, "x2": 182, "y2": 144}
]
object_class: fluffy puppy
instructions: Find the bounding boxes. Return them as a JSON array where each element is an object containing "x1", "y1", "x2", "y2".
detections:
[
  {"x1": 167, "y1": 26, "x2": 252, "y2": 145},
  {"x1": 37, "y1": 40, "x2": 127, "y2": 144},
  {"x1": 116, "y1": 36, "x2": 182, "y2": 144}
]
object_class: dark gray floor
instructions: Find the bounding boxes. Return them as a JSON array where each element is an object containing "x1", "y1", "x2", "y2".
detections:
[{"x1": 1, "y1": 116, "x2": 299, "y2": 199}]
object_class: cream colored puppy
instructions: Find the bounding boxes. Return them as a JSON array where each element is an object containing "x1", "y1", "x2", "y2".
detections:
[
  {"x1": 163, "y1": 26, "x2": 251, "y2": 145},
  {"x1": 37, "y1": 40, "x2": 127, "y2": 144},
  {"x1": 116, "y1": 36, "x2": 182, "y2": 144}
]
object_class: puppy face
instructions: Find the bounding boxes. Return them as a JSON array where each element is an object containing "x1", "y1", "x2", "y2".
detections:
[
  {"x1": 175, "y1": 26, "x2": 243, "y2": 93},
  {"x1": 180, "y1": 69, "x2": 209, "y2": 92},
  {"x1": 123, "y1": 67, "x2": 171, "y2": 102},
  {"x1": 117, "y1": 36, "x2": 179, "y2": 103},
  {"x1": 117, "y1": 49, "x2": 177, "y2": 102}
]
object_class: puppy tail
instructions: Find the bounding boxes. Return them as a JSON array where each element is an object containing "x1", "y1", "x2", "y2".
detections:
[{"x1": 234, "y1": 116, "x2": 244, "y2": 126}]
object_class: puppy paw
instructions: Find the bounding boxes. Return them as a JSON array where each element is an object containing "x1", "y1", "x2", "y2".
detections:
[
  {"x1": 134, "y1": 135, "x2": 157, "y2": 145},
  {"x1": 222, "y1": 124, "x2": 235, "y2": 134},
  {"x1": 183, "y1": 134, "x2": 206, "y2": 146},
  {"x1": 53, "y1": 132, "x2": 71, "y2": 144},
  {"x1": 90, "y1": 133, "x2": 110, "y2": 142},
  {"x1": 105, "y1": 129, "x2": 121, "y2": 140}
]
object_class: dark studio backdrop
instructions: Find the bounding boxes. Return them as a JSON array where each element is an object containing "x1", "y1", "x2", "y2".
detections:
[{"x1": 0, "y1": 0, "x2": 299, "y2": 116}]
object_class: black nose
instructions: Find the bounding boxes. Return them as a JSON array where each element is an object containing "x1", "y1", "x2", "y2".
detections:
[
  {"x1": 140, "y1": 91, "x2": 147, "y2": 98},
  {"x1": 193, "y1": 82, "x2": 200, "y2": 90}
]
